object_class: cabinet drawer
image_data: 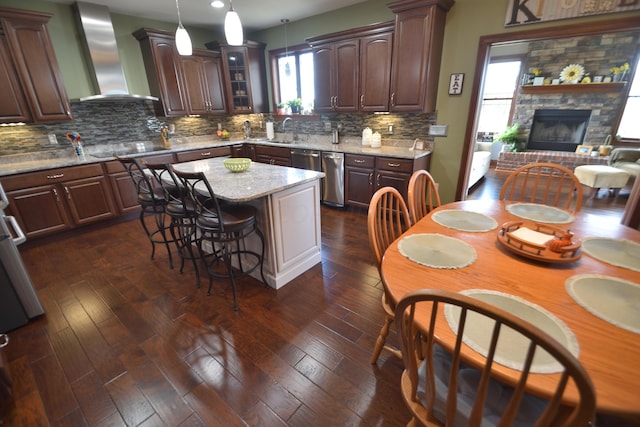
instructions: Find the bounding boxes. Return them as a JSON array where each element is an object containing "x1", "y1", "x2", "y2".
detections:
[
  {"x1": 376, "y1": 157, "x2": 413, "y2": 174},
  {"x1": 345, "y1": 154, "x2": 375, "y2": 169},
  {"x1": 254, "y1": 145, "x2": 291, "y2": 159},
  {"x1": 1, "y1": 164, "x2": 104, "y2": 190},
  {"x1": 175, "y1": 146, "x2": 230, "y2": 162}
]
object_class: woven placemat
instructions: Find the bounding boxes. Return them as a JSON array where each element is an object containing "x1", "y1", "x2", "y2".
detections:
[
  {"x1": 506, "y1": 203, "x2": 574, "y2": 224},
  {"x1": 398, "y1": 233, "x2": 477, "y2": 269},
  {"x1": 431, "y1": 209, "x2": 498, "y2": 232},
  {"x1": 566, "y1": 274, "x2": 640, "y2": 334},
  {"x1": 582, "y1": 237, "x2": 640, "y2": 272},
  {"x1": 444, "y1": 289, "x2": 579, "y2": 374}
]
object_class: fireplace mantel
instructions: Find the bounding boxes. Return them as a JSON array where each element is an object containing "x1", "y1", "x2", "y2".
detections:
[
  {"x1": 521, "y1": 82, "x2": 627, "y2": 94},
  {"x1": 497, "y1": 150, "x2": 609, "y2": 172}
]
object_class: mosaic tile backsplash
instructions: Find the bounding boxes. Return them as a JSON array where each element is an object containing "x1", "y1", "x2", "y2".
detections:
[{"x1": 0, "y1": 100, "x2": 437, "y2": 156}]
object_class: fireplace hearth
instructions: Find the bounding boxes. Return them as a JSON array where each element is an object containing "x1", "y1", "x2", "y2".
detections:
[{"x1": 527, "y1": 109, "x2": 591, "y2": 152}]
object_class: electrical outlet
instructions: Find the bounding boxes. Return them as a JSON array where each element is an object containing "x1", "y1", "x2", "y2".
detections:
[
  {"x1": 388, "y1": 125, "x2": 394, "y2": 133},
  {"x1": 429, "y1": 125, "x2": 448, "y2": 137},
  {"x1": 324, "y1": 122, "x2": 332, "y2": 132},
  {"x1": 47, "y1": 133, "x2": 58, "y2": 144}
]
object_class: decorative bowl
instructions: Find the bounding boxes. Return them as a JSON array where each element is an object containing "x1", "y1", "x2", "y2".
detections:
[{"x1": 224, "y1": 158, "x2": 252, "y2": 173}]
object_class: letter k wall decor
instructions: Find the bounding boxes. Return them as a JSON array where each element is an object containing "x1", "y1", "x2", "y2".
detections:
[{"x1": 505, "y1": 0, "x2": 640, "y2": 26}]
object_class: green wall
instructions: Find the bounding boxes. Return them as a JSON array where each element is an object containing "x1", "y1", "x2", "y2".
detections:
[{"x1": 2, "y1": 0, "x2": 639, "y2": 202}]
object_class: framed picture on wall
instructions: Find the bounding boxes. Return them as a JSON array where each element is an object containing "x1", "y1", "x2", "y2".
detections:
[
  {"x1": 575, "y1": 145, "x2": 593, "y2": 155},
  {"x1": 449, "y1": 73, "x2": 464, "y2": 95}
]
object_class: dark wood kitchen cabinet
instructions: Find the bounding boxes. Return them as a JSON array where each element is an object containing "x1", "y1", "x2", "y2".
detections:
[
  {"x1": 0, "y1": 8, "x2": 72, "y2": 123},
  {"x1": 359, "y1": 30, "x2": 394, "y2": 112},
  {"x1": 134, "y1": 28, "x2": 189, "y2": 117},
  {"x1": 311, "y1": 40, "x2": 359, "y2": 112},
  {"x1": 206, "y1": 40, "x2": 268, "y2": 114},
  {"x1": 345, "y1": 153, "x2": 430, "y2": 208},
  {"x1": 388, "y1": 0, "x2": 453, "y2": 113},
  {"x1": 1, "y1": 164, "x2": 116, "y2": 238},
  {"x1": 175, "y1": 146, "x2": 230, "y2": 162},
  {"x1": 254, "y1": 145, "x2": 291, "y2": 166},
  {"x1": 180, "y1": 49, "x2": 227, "y2": 115},
  {"x1": 308, "y1": 22, "x2": 394, "y2": 113}
]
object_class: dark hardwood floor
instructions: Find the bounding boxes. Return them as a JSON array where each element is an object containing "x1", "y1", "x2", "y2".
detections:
[{"x1": 1, "y1": 166, "x2": 630, "y2": 426}]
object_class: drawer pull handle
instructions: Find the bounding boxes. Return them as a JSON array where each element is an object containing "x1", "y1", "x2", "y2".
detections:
[
  {"x1": 387, "y1": 163, "x2": 401, "y2": 168},
  {"x1": 201, "y1": 152, "x2": 211, "y2": 156},
  {"x1": 354, "y1": 159, "x2": 365, "y2": 164},
  {"x1": 47, "y1": 173, "x2": 64, "y2": 179}
]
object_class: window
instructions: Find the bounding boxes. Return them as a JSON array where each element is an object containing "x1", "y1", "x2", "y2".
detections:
[
  {"x1": 476, "y1": 58, "x2": 523, "y2": 140},
  {"x1": 617, "y1": 56, "x2": 640, "y2": 141},
  {"x1": 270, "y1": 45, "x2": 314, "y2": 113}
]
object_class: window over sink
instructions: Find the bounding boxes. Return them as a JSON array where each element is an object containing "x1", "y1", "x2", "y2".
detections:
[{"x1": 269, "y1": 44, "x2": 315, "y2": 114}]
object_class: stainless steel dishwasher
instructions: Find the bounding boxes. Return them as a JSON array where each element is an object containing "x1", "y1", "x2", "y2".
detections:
[{"x1": 321, "y1": 152, "x2": 345, "y2": 207}]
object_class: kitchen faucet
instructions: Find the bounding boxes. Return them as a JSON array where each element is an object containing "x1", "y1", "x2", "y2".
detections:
[
  {"x1": 282, "y1": 117, "x2": 294, "y2": 142},
  {"x1": 244, "y1": 120, "x2": 251, "y2": 139}
]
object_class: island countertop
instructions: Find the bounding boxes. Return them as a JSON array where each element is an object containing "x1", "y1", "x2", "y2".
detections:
[{"x1": 171, "y1": 157, "x2": 325, "y2": 203}]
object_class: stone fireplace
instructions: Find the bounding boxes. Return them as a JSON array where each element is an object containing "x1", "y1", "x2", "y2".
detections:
[{"x1": 527, "y1": 109, "x2": 591, "y2": 152}]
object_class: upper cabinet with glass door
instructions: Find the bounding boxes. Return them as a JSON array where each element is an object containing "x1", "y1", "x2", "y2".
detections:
[{"x1": 206, "y1": 40, "x2": 268, "y2": 114}]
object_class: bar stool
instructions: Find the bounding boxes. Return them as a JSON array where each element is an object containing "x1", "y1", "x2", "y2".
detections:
[
  {"x1": 170, "y1": 166, "x2": 267, "y2": 311},
  {"x1": 116, "y1": 156, "x2": 174, "y2": 268},
  {"x1": 143, "y1": 161, "x2": 201, "y2": 285}
]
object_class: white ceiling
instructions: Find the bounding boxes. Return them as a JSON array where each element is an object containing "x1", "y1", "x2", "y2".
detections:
[{"x1": 48, "y1": 0, "x2": 369, "y2": 31}]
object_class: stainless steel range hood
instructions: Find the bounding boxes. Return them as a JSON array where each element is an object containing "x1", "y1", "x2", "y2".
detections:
[{"x1": 72, "y1": 1, "x2": 158, "y2": 102}]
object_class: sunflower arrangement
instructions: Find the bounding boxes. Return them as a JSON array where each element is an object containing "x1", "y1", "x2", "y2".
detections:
[{"x1": 559, "y1": 64, "x2": 585, "y2": 83}]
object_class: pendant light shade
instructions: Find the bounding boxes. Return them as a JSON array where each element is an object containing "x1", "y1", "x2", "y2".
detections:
[
  {"x1": 224, "y1": 1, "x2": 243, "y2": 46},
  {"x1": 175, "y1": 0, "x2": 192, "y2": 56}
]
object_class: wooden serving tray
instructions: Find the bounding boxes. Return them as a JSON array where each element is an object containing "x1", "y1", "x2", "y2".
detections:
[{"x1": 497, "y1": 221, "x2": 582, "y2": 263}]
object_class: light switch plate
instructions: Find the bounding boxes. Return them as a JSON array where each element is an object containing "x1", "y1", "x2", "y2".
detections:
[{"x1": 429, "y1": 125, "x2": 448, "y2": 137}]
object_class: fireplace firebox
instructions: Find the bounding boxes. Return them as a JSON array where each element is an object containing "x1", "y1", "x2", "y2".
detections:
[{"x1": 526, "y1": 109, "x2": 591, "y2": 152}]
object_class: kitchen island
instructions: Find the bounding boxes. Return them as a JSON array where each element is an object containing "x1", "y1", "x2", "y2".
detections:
[{"x1": 172, "y1": 157, "x2": 324, "y2": 289}]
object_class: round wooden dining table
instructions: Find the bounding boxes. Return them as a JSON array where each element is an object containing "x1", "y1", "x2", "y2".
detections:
[{"x1": 381, "y1": 199, "x2": 640, "y2": 420}]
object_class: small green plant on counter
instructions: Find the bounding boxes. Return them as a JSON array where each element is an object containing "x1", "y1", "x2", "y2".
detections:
[{"x1": 495, "y1": 123, "x2": 522, "y2": 152}]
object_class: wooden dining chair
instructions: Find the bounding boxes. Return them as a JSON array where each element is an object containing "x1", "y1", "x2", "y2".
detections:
[
  {"x1": 368, "y1": 186, "x2": 412, "y2": 364},
  {"x1": 408, "y1": 169, "x2": 441, "y2": 223},
  {"x1": 499, "y1": 162, "x2": 583, "y2": 214},
  {"x1": 395, "y1": 288, "x2": 596, "y2": 427}
]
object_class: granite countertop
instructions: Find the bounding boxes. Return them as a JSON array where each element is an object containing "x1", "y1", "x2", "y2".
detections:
[
  {"x1": 0, "y1": 134, "x2": 433, "y2": 177},
  {"x1": 172, "y1": 157, "x2": 325, "y2": 202}
]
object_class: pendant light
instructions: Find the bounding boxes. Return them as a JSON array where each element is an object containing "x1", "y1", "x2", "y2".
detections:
[
  {"x1": 175, "y1": 0, "x2": 192, "y2": 56},
  {"x1": 224, "y1": 0, "x2": 243, "y2": 46},
  {"x1": 282, "y1": 19, "x2": 291, "y2": 77}
]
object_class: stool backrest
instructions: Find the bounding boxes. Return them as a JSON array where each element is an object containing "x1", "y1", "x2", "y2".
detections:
[{"x1": 169, "y1": 167, "x2": 226, "y2": 231}]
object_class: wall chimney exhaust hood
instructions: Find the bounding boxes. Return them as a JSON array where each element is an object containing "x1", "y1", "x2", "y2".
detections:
[{"x1": 73, "y1": 1, "x2": 158, "y2": 102}]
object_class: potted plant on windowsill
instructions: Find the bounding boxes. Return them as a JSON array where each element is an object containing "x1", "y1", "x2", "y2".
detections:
[
  {"x1": 287, "y1": 98, "x2": 302, "y2": 114},
  {"x1": 495, "y1": 123, "x2": 523, "y2": 152},
  {"x1": 276, "y1": 102, "x2": 285, "y2": 115}
]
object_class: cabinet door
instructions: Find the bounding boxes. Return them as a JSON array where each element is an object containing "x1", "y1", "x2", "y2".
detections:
[
  {"x1": 135, "y1": 30, "x2": 189, "y2": 117},
  {"x1": 313, "y1": 45, "x2": 334, "y2": 112},
  {"x1": 201, "y1": 55, "x2": 227, "y2": 114},
  {"x1": 389, "y1": 2, "x2": 448, "y2": 112},
  {"x1": 63, "y1": 176, "x2": 116, "y2": 225},
  {"x1": 346, "y1": 167, "x2": 374, "y2": 207},
  {"x1": 376, "y1": 170, "x2": 411, "y2": 202},
  {"x1": 230, "y1": 144, "x2": 245, "y2": 158},
  {"x1": 109, "y1": 171, "x2": 139, "y2": 214},
  {"x1": 221, "y1": 47, "x2": 253, "y2": 113},
  {"x1": 333, "y1": 40, "x2": 359, "y2": 112},
  {"x1": 360, "y1": 32, "x2": 393, "y2": 112},
  {"x1": 1, "y1": 10, "x2": 71, "y2": 122},
  {"x1": 0, "y1": 32, "x2": 31, "y2": 123},
  {"x1": 6, "y1": 184, "x2": 70, "y2": 238},
  {"x1": 181, "y1": 55, "x2": 209, "y2": 115}
]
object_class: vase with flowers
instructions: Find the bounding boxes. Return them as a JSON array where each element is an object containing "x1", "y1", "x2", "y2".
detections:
[{"x1": 611, "y1": 62, "x2": 630, "y2": 82}]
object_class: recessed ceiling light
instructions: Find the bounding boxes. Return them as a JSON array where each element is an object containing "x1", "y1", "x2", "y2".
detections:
[{"x1": 210, "y1": 0, "x2": 224, "y2": 8}]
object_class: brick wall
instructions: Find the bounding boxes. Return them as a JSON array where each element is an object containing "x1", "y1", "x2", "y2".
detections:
[{"x1": 496, "y1": 150, "x2": 609, "y2": 172}]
